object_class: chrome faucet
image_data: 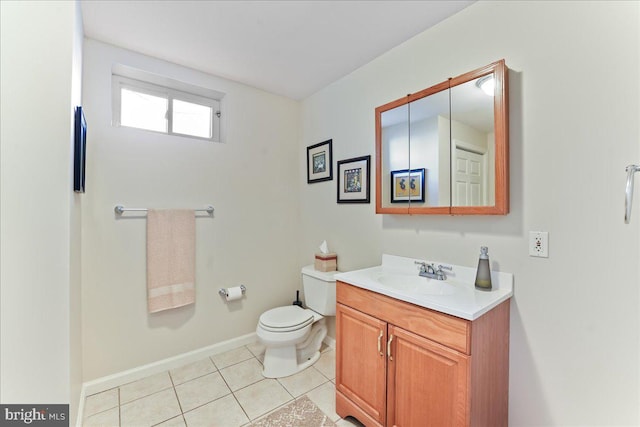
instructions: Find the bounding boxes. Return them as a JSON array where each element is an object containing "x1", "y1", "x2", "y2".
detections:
[{"x1": 414, "y1": 261, "x2": 453, "y2": 281}]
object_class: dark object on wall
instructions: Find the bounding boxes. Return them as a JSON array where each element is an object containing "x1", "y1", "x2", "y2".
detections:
[
  {"x1": 73, "y1": 106, "x2": 86, "y2": 193},
  {"x1": 337, "y1": 155, "x2": 370, "y2": 203},
  {"x1": 292, "y1": 290, "x2": 303, "y2": 307},
  {"x1": 390, "y1": 168, "x2": 425, "y2": 203},
  {"x1": 307, "y1": 139, "x2": 333, "y2": 183}
]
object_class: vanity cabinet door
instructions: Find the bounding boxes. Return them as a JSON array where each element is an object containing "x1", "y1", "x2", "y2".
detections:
[
  {"x1": 336, "y1": 303, "x2": 388, "y2": 425},
  {"x1": 387, "y1": 325, "x2": 470, "y2": 427}
]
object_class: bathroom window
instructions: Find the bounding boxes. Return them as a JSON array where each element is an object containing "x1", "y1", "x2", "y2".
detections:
[{"x1": 112, "y1": 67, "x2": 224, "y2": 142}]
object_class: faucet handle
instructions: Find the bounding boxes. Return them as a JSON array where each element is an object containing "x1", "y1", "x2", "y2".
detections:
[
  {"x1": 414, "y1": 261, "x2": 427, "y2": 272},
  {"x1": 435, "y1": 264, "x2": 452, "y2": 280}
]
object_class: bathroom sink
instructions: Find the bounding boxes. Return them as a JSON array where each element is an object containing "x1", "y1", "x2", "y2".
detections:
[
  {"x1": 376, "y1": 274, "x2": 456, "y2": 296},
  {"x1": 335, "y1": 254, "x2": 514, "y2": 320}
]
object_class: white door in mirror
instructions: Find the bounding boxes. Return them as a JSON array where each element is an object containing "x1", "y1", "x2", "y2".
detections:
[{"x1": 529, "y1": 231, "x2": 549, "y2": 258}]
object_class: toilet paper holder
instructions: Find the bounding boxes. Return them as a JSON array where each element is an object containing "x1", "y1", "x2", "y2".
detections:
[{"x1": 218, "y1": 285, "x2": 246, "y2": 297}]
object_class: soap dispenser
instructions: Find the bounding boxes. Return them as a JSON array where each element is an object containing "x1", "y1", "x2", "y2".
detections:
[{"x1": 474, "y1": 246, "x2": 492, "y2": 291}]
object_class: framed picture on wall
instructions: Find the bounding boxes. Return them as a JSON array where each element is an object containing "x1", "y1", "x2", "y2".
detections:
[
  {"x1": 337, "y1": 155, "x2": 370, "y2": 203},
  {"x1": 307, "y1": 139, "x2": 333, "y2": 183},
  {"x1": 73, "y1": 106, "x2": 87, "y2": 193},
  {"x1": 390, "y1": 168, "x2": 425, "y2": 203}
]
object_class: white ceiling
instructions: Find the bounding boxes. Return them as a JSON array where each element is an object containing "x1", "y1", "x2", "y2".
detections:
[{"x1": 81, "y1": 1, "x2": 474, "y2": 100}]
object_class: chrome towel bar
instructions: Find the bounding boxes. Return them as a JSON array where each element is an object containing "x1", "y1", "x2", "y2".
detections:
[
  {"x1": 114, "y1": 205, "x2": 214, "y2": 215},
  {"x1": 625, "y1": 165, "x2": 640, "y2": 224}
]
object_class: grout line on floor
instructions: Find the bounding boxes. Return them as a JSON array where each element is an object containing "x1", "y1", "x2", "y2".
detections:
[
  {"x1": 119, "y1": 380, "x2": 174, "y2": 408},
  {"x1": 180, "y1": 390, "x2": 234, "y2": 420},
  {"x1": 208, "y1": 355, "x2": 219, "y2": 371},
  {"x1": 117, "y1": 387, "x2": 122, "y2": 427},
  {"x1": 168, "y1": 371, "x2": 185, "y2": 418},
  {"x1": 230, "y1": 391, "x2": 251, "y2": 423}
]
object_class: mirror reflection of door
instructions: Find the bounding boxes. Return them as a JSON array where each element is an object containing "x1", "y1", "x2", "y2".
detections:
[
  {"x1": 450, "y1": 76, "x2": 495, "y2": 207},
  {"x1": 452, "y1": 141, "x2": 487, "y2": 206}
]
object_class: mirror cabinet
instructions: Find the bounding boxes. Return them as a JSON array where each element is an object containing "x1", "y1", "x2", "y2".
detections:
[{"x1": 375, "y1": 60, "x2": 509, "y2": 215}]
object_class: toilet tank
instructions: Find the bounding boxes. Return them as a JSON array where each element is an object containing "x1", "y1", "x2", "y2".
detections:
[{"x1": 301, "y1": 265, "x2": 337, "y2": 316}]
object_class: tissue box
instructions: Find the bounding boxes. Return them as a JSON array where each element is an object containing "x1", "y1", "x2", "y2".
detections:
[{"x1": 315, "y1": 253, "x2": 337, "y2": 272}]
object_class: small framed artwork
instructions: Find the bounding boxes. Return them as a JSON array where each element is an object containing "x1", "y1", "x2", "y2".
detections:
[
  {"x1": 390, "y1": 168, "x2": 425, "y2": 203},
  {"x1": 307, "y1": 139, "x2": 333, "y2": 183},
  {"x1": 73, "y1": 106, "x2": 87, "y2": 193},
  {"x1": 337, "y1": 155, "x2": 371, "y2": 203}
]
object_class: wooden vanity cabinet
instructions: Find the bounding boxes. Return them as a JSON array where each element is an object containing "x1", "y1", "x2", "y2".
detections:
[
  {"x1": 335, "y1": 281, "x2": 510, "y2": 427},
  {"x1": 336, "y1": 304, "x2": 388, "y2": 424}
]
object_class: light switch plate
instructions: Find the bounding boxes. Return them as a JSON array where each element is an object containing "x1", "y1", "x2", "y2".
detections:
[{"x1": 529, "y1": 231, "x2": 549, "y2": 257}]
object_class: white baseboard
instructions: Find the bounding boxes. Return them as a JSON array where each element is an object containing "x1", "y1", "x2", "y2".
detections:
[
  {"x1": 80, "y1": 332, "x2": 257, "y2": 398},
  {"x1": 75, "y1": 387, "x2": 86, "y2": 427}
]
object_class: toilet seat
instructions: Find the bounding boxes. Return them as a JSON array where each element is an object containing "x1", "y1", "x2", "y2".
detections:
[{"x1": 258, "y1": 306, "x2": 314, "y2": 333}]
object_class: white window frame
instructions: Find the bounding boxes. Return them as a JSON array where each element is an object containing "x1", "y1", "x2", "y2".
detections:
[{"x1": 112, "y1": 71, "x2": 224, "y2": 142}]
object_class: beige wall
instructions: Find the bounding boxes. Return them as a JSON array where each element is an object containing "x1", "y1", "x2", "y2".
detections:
[
  {"x1": 0, "y1": 1, "x2": 83, "y2": 421},
  {"x1": 81, "y1": 40, "x2": 301, "y2": 380},
  {"x1": 301, "y1": 1, "x2": 639, "y2": 425}
]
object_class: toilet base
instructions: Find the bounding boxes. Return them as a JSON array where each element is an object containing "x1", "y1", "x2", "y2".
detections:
[
  {"x1": 262, "y1": 347, "x2": 322, "y2": 378},
  {"x1": 261, "y1": 319, "x2": 327, "y2": 378}
]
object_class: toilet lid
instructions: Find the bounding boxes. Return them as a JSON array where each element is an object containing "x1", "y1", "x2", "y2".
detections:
[{"x1": 259, "y1": 306, "x2": 314, "y2": 332}]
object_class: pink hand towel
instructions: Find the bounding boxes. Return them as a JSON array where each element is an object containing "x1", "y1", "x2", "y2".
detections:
[{"x1": 146, "y1": 209, "x2": 195, "y2": 313}]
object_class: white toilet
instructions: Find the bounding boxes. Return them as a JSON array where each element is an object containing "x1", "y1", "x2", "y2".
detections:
[{"x1": 256, "y1": 265, "x2": 337, "y2": 378}]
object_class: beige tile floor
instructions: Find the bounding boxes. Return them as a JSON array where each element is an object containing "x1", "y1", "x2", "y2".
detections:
[{"x1": 82, "y1": 342, "x2": 364, "y2": 427}]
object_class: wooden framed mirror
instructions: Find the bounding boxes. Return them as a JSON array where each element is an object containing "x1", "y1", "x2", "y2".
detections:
[{"x1": 375, "y1": 60, "x2": 509, "y2": 215}]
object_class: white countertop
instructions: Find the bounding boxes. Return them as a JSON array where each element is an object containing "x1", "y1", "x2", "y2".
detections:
[{"x1": 334, "y1": 254, "x2": 513, "y2": 321}]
